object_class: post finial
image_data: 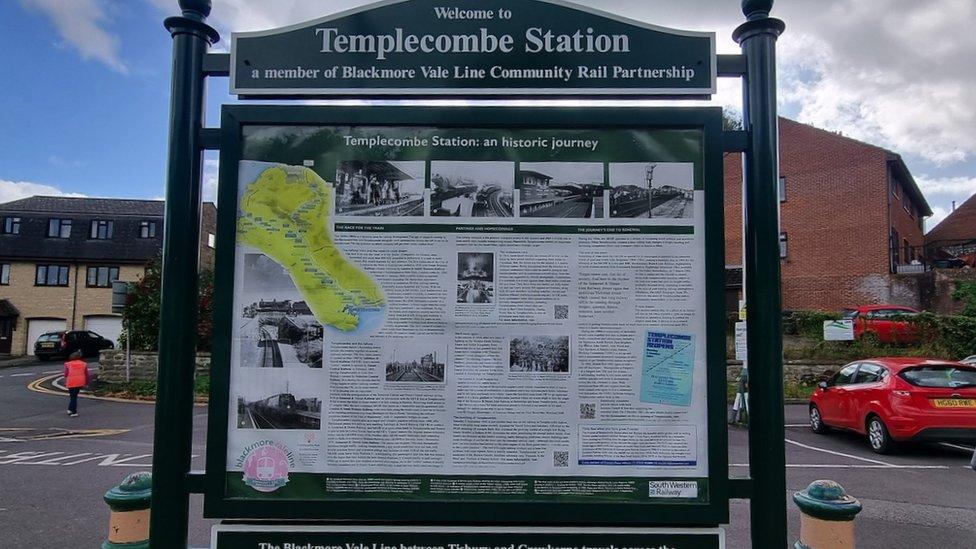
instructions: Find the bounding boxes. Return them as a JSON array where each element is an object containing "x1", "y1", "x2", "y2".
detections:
[
  {"x1": 178, "y1": 0, "x2": 212, "y2": 21},
  {"x1": 741, "y1": 0, "x2": 774, "y2": 21}
]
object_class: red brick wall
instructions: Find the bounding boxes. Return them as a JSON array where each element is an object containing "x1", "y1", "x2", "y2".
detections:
[
  {"x1": 887, "y1": 170, "x2": 925, "y2": 265},
  {"x1": 724, "y1": 119, "x2": 900, "y2": 311}
]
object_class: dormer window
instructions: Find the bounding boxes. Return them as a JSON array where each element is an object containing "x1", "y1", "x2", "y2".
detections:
[
  {"x1": 90, "y1": 220, "x2": 114, "y2": 239},
  {"x1": 48, "y1": 219, "x2": 72, "y2": 238},
  {"x1": 2, "y1": 217, "x2": 20, "y2": 234},
  {"x1": 139, "y1": 221, "x2": 157, "y2": 238}
]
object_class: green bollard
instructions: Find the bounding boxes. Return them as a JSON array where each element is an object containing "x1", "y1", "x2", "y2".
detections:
[
  {"x1": 793, "y1": 480, "x2": 862, "y2": 549},
  {"x1": 102, "y1": 472, "x2": 152, "y2": 549}
]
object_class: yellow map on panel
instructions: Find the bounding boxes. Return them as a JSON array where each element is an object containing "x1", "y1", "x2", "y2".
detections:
[{"x1": 238, "y1": 165, "x2": 385, "y2": 332}]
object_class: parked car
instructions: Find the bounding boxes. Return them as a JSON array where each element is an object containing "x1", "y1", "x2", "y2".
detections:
[
  {"x1": 809, "y1": 358, "x2": 976, "y2": 453},
  {"x1": 960, "y1": 355, "x2": 976, "y2": 366},
  {"x1": 840, "y1": 305, "x2": 920, "y2": 344},
  {"x1": 34, "y1": 330, "x2": 114, "y2": 361}
]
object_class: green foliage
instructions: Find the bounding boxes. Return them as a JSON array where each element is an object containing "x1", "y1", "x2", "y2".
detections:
[
  {"x1": 119, "y1": 255, "x2": 214, "y2": 352},
  {"x1": 782, "y1": 310, "x2": 841, "y2": 338},
  {"x1": 952, "y1": 280, "x2": 976, "y2": 318},
  {"x1": 93, "y1": 375, "x2": 210, "y2": 400}
]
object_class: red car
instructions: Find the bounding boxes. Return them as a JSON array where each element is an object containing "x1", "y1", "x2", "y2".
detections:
[
  {"x1": 809, "y1": 358, "x2": 976, "y2": 453},
  {"x1": 840, "y1": 305, "x2": 920, "y2": 344}
]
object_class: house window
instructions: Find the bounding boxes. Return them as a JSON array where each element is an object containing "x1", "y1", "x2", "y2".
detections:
[
  {"x1": 2, "y1": 217, "x2": 20, "y2": 234},
  {"x1": 35, "y1": 264, "x2": 70, "y2": 287},
  {"x1": 207, "y1": 233, "x2": 216, "y2": 248},
  {"x1": 903, "y1": 239, "x2": 911, "y2": 264},
  {"x1": 779, "y1": 232, "x2": 788, "y2": 259},
  {"x1": 891, "y1": 228, "x2": 901, "y2": 265},
  {"x1": 0, "y1": 264, "x2": 9, "y2": 285},
  {"x1": 890, "y1": 177, "x2": 899, "y2": 197},
  {"x1": 904, "y1": 200, "x2": 911, "y2": 215},
  {"x1": 139, "y1": 221, "x2": 157, "y2": 238},
  {"x1": 779, "y1": 176, "x2": 787, "y2": 202},
  {"x1": 86, "y1": 266, "x2": 120, "y2": 288},
  {"x1": 47, "y1": 218, "x2": 72, "y2": 238},
  {"x1": 90, "y1": 220, "x2": 114, "y2": 239}
]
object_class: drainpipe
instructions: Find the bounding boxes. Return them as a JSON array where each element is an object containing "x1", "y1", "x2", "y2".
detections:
[{"x1": 71, "y1": 261, "x2": 79, "y2": 330}]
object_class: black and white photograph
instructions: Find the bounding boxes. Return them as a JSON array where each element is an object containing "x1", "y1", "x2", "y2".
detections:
[
  {"x1": 384, "y1": 342, "x2": 447, "y2": 383},
  {"x1": 509, "y1": 335, "x2": 571, "y2": 373},
  {"x1": 243, "y1": 253, "x2": 298, "y2": 292},
  {"x1": 430, "y1": 161, "x2": 514, "y2": 217},
  {"x1": 239, "y1": 298, "x2": 323, "y2": 368},
  {"x1": 334, "y1": 160, "x2": 425, "y2": 216},
  {"x1": 457, "y1": 252, "x2": 494, "y2": 304},
  {"x1": 236, "y1": 379, "x2": 321, "y2": 430},
  {"x1": 518, "y1": 162, "x2": 604, "y2": 218},
  {"x1": 609, "y1": 162, "x2": 695, "y2": 219}
]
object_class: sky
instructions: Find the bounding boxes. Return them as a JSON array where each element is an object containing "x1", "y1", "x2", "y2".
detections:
[{"x1": 1, "y1": 0, "x2": 974, "y2": 231}]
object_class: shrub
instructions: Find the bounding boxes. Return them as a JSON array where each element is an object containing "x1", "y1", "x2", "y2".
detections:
[
  {"x1": 783, "y1": 310, "x2": 841, "y2": 338},
  {"x1": 119, "y1": 255, "x2": 214, "y2": 352}
]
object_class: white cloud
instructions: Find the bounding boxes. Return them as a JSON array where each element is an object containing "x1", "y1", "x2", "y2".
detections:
[
  {"x1": 202, "y1": 158, "x2": 219, "y2": 203},
  {"x1": 0, "y1": 179, "x2": 86, "y2": 204},
  {"x1": 23, "y1": 0, "x2": 127, "y2": 73},
  {"x1": 926, "y1": 204, "x2": 950, "y2": 233},
  {"x1": 917, "y1": 175, "x2": 976, "y2": 197}
]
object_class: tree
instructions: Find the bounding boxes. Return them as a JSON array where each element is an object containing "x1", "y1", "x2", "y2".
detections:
[
  {"x1": 120, "y1": 255, "x2": 214, "y2": 352},
  {"x1": 722, "y1": 109, "x2": 744, "y2": 131}
]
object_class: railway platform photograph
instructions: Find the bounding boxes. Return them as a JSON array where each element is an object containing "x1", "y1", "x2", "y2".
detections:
[
  {"x1": 430, "y1": 161, "x2": 514, "y2": 217},
  {"x1": 509, "y1": 335, "x2": 571, "y2": 373},
  {"x1": 609, "y1": 162, "x2": 695, "y2": 219},
  {"x1": 518, "y1": 162, "x2": 605, "y2": 218},
  {"x1": 384, "y1": 350, "x2": 446, "y2": 382},
  {"x1": 239, "y1": 298, "x2": 324, "y2": 368},
  {"x1": 334, "y1": 160, "x2": 425, "y2": 217},
  {"x1": 236, "y1": 380, "x2": 322, "y2": 430}
]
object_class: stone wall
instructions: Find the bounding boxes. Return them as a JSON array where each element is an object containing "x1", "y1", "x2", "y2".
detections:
[
  {"x1": 98, "y1": 349, "x2": 210, "y2": 384},
  {"x1": 726, "y1": 360, "x2": 843, "y2": 385}
]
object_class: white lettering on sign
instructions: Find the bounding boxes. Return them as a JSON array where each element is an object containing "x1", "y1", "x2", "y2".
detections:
[
  {"x1": 313, "y1": 27, "x2": 630, "y2": 61},
  {"x1": 433, "y1": 7, "x2": 495, "y2": 20},
  {"x1": 648, "y1": 480, "x2": 699, "y2": 499}
]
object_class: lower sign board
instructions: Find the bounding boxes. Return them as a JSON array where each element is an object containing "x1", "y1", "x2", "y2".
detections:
[
  {"x1": 206, "y1": 106, "x2": 727, "y2": 524},
  {"x1": 211, "y1": 526, "x2": 726, "y2": 549}
]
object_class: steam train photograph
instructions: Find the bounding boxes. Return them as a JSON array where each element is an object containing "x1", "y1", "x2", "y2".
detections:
[{"x1": 237, "y1": 389, "x2": 321, "y2": 430}]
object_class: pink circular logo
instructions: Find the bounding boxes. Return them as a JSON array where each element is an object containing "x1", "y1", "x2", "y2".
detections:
[{"x1": 241, "y1": 442, "x2": 290, "y2": 492}]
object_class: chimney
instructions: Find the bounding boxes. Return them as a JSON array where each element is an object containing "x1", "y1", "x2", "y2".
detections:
[{"x1": 952, "y1": 201, "x2": 956, "y2": 212}]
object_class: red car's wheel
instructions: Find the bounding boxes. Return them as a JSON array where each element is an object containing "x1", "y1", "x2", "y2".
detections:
[
  {"x1": 809, "y1": 405, "x2": 829, "y2": 434},
  {"x1": 866, "y1": 415, "x2": 895, "y2": 454}
]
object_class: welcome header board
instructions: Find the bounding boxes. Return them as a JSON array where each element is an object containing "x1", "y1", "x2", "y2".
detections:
[{"x1": 230, "y1": 0, "x2": 716, "y2": 97}]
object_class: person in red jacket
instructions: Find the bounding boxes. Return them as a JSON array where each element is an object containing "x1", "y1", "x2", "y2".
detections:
[{"x1": 63, "y1": 350, "x2": 89, "y2": 417}]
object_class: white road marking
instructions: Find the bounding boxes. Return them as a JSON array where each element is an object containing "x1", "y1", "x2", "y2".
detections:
[
  {"x1": 0, "y1": 451, "x2": 196, "y2": 467},
  {"x1": 941, "y1": 443, "x2": 974, "y2": 451},
  {"x1": 10, "y1": 373, "x2": 33, "y2": 377},
  {"x1": 785, "y1": 424, "x2": 810, "y2": 427},
  {"x1": 785, "y1": 438, "x2": 896, "y2": 466},
  {"x1": 42, "y1": 370, "x2": 61, "y2": 374},
  {"x1": 731, "y1": 463, "x2": 949, "y2": 470}
]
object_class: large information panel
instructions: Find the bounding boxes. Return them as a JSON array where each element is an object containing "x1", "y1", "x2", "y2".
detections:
[{"x1": 206, "y1": 106, "x2": 727, "y2": 524}]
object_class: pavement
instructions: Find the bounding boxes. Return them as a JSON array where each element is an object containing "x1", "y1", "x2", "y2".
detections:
[{"x1": 0, "y1": 357, "x2": 974, "y2": 548}]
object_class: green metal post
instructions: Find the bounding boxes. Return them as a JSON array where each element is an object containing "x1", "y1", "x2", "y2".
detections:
[
  {"x1": 734, "y1": 1, "x2": 787, "y2": 548},
  {"x1": 150, "y1": 1, "x2": 218, "y2": 548}
]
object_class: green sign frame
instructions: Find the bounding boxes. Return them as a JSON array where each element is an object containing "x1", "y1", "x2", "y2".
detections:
[
  {"x1": 230, "y1": 0, "x2": 716, "y2": 98},
  {"x1": 203, "y1": 104, "x2": 728, "y2": 525}
]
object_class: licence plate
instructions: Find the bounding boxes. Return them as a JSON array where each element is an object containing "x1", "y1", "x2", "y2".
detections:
[
  {"x1": 932, "y1": 399, "x2": 976, "y2": 408},
  {"x1": 40, "y1": 342, "x2": 55, "y2": 348}
]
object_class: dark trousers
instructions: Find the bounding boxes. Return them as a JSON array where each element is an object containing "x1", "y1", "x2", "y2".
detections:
[{"x1": 68, "y1": 388, "x2": 80, "y2": 414}]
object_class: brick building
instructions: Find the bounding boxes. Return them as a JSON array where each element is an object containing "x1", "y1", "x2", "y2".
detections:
[
  {"x1": 924, "y1": 193, "x2": 976, "y2": 267},
  {"x1": 725, "y1": 118, "x2": 931, "y2": 312},
  {"x1": 0, "y1": 196, "x2": 217, "y2": 356}
]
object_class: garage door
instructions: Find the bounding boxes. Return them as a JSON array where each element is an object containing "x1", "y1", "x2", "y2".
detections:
[
  {"x1": 26, "y1": 319, "x2": 66, "y2": 356},
  {"x1": 85, "y1": 316, "x2": 123, "y2": 346}
]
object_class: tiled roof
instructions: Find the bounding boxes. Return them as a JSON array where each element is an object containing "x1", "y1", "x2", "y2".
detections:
[
  {"x1": 926, "y1": 193, "x2": 976, "y2": 244},
  {"x1": 0, "y1": 196, "x2": 164, "y2": 216}
]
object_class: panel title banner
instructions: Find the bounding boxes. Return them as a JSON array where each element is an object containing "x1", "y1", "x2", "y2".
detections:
[{"x1": 230, "y1": 0, "x2": 716, "y2": 97}]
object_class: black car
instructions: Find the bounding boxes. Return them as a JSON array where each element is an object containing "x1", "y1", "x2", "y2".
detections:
[{"x1": 34, "y1": 331, "x2": 114, "y2": 361}]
